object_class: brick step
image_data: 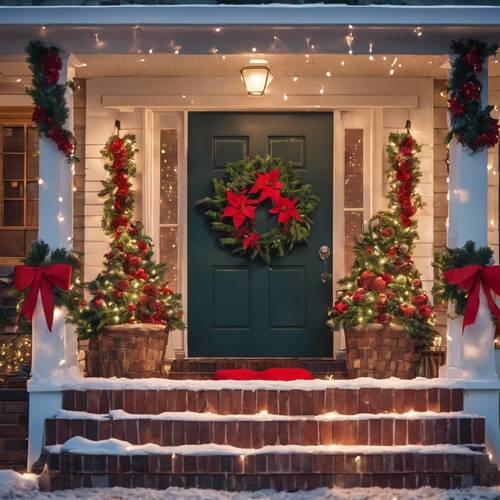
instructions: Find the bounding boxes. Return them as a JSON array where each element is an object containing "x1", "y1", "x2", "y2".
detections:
[
  {"x1": 45, "y1": 414, "x2": 485, "y2": 448},
  {"x1": 0, "y1": 424, "x2": 28, "y2": 438},
  {"x1": 0, "y1": 462, "x2": 26, "y2": 472},
  {"x1": 0, "y1": 400, "x2": 29, "y2": 413},
  {"x1": 0, "y1": 449, "x2": 30, "y2": 463},
  {"x1": 0, "y1": 388, "x2": 29, "y2": 401},
  {"x1": 168, "y1": 371, "x2": 348, "y2": 380},
  {"x1": 169, "y1": 358, "x2": 348, "y2": 377},
  {"x1": 0, "y1": 438, "x2": 28, "y2": 451},
  {"x1": 40, "y1": 449, "x2": 498, "y2": 491},
  {"x1": 0, "y1": 412, "x2": 28, "y2": 425},
  {"x1": 62, "y1": 387, "x2": 464, "y2": 415}
]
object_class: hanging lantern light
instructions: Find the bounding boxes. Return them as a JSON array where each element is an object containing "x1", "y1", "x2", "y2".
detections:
[{"x1": 240, "y1": 59, "x2": 273, "y2": 96}]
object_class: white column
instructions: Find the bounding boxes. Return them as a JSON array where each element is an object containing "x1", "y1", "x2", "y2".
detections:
[
  {"x1": 28, "y1": 52, "x2": 77, "y2": 471},
  {"x1": 440, "y1": 58, "x2": 495, "y2": 379}
]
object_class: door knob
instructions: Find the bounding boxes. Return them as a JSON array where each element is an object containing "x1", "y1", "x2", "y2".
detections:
[{"x1": 318, "y1": 245, "x2": 331, "y2": 262}]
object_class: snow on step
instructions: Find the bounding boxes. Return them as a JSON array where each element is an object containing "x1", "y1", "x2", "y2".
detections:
[{"x1": 47, "y1": 436, "x2": 485, "y2": 457}]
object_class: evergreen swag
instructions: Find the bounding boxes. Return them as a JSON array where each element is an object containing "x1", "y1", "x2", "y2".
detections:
[
  {"x1": 198, "y1": 156, "x2": 319, "y2": 264},
  {"x1": 447, "y1": 39, "x2": 499, "y2": 152},
  {"x1": 433, "y1": 240, "x2": 494, "y2": 318},
  {"x1": 15, "y1": 240, "x2": 83, "y2": 328},
  {"x1": 328, "y1": 131, "x2": 436, "y2": 348},
  {"x1": 75, "y1": 133, "x2": 184, "y2": 339},
  {"x1": 25, "y1": 40, "x2": 78, "y2": 164}
]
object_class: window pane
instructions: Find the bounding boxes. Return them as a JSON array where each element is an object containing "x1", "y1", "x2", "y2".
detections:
[
  {"x1": 3, "y1": 127, "x2": 24, "y2": 153},
  {"x1": 159, "y1": 130, "x2": 179, "y2": 225},
  {"x1": 26, "y1": 181, "x2": 38, "y2": 199},
  {"x1": 159, "y1": 226, "x2": 178, "y2": 292},
  {"x1": 344, "y1": 211, "x2": 364, "y2": 275},
  {"x1": 26, "y1": 201, "x2": 38, "y2": 227},
  {"x1": 27, "y1": 127, "x2": 39, "y2": 153},
  {"x1": 3, "y1": 154, "x2": 24, "y2": 180},
  {"x1": 3, "y1": 201, "x2": 24, "y2": 226},
  {"x1": 0, "y1": 230, "x2": 25, "y2": 257},
  {"x1": 3, "y1": 181, "x2": 24, "y2": 199},
  {"x1": 27, "y1": 154, "x2": 39, "y2": 179},
  {"x1": 344, "y1": 129, "x2": 364, "y2": 208}
]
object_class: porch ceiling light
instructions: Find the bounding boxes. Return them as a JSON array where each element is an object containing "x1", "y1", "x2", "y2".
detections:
[{"x1": 240, "y1": 59, "x2": 273, "y2": 96}]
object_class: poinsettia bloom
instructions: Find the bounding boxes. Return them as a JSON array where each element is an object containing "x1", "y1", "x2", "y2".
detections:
[
  {"x1": 243, "y1": 232, "x2": 260, "y2": 250},
  {"x1": 250, "y1": 168, "x2": 284, "y2": 203},
  {"x1": 222, "y1": 191, "x2": 258, "y2": 228},
  {"x1": 333, "y1": 301, "x2": 349, "y2": 315},
  {"x1": 270, "y1": 196, "x2": 302, "y2": 224}
]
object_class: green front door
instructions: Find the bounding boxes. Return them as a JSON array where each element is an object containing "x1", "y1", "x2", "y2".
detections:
[{"x1": 188, "y1": 112, "x2": 333, "y2": 357}]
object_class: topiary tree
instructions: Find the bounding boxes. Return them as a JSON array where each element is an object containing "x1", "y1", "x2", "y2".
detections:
[
  {"x1": 327, "y1": 130, "x2": 436, "y2": 348},
  {"x1": 76, "y1": 132, "x2": 184, "y2": 338}
]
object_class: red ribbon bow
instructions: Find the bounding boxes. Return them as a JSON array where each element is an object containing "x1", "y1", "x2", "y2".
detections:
[
  {"x1": 14, "y1": 264, "x2": 72, "y2": 332},
  {"x1": 443, "y1": 264, "x2": 500, "y2": 333}
]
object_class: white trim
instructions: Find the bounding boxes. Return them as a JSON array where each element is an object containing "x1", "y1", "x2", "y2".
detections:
[
  {"x1": 1, "y1": 5, "x2": 500, "y2": 26},
  {"x1": 102, "y1": 94, "x2": 419, "y2": 111}
]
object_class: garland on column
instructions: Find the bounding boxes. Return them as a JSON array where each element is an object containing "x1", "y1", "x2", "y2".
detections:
[
  {"x1": 447, "y1": 39, "x2": 499, "y2": 152},
  {"x1": 25, "y1": 40, "x2": 78, "y2": 164},
  {"x1": 75, "y1": 133, "x2": 184, "y2": 338},
  {"x1": 328, "y1": 130, "x2": 436, "y2": 348}
]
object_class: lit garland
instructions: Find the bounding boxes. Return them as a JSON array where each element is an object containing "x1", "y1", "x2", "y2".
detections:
[
  {"x1": 328, "y1": 130, "x2": 436, "y2": 348},
  {"x1": 0, "y1": 335, "x2": 31, "y2": 375},
  {"x1": 75, "y1": 133, "x2": 184, "y2": 338},
  {"x1": 25, "y1": 40, "x2": 78, "y2": 164},
  {"x1": 447, "y1": 39, "x2": 499, "y2": 152}
]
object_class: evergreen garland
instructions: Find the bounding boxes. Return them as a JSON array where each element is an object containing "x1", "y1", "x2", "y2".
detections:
[
  {"x1": 328, "y1": 131, "x2": 436, "y2": 348},
  {"x1": 198, "y1": 156, "x2": 319, "y2": 264},
  {"x1": 447, "y1": 39, "x2": 499, "y2": 152},
  {"x1": 25, "y1": 40, "x2": 78, "y2": 164},
  {"x1": 75, "y1": 133, "x2": 184, "y2": 338},
  {"x1": 433, "y1": 240, "x2": 494, "y2": 317}
]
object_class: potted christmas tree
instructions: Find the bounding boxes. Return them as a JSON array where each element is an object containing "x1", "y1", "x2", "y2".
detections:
[
  {"x1": 77, "y1": 131, "x2": 184, "y2": 378},
  {"x1": 328, "y1": 128, "x2": 436, "y2": 379}
]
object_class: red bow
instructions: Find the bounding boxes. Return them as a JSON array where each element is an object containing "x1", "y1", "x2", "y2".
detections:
[
  {"x1": 14, "y1": 264, "x2": 72, "y2": 332},
  {"x1": 443, "y1": 264, "x2": 500, "y2": 333}
]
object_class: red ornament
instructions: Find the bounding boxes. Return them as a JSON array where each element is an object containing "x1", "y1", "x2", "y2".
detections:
[
  {"x1": 412, "y1": 293, "x2": 429, "y2": 306},
  {"x1": 380, "y1": 227, "x2": 394, "y2": 238},
  {"x1": 376, "y1": 293, "x2": 388, "y2": 310},
  {"x1": 381, "y1": 273, "x2": 394, "y2": 284},
  {"x1": 352, "y1": 288, "x2": 366, "y2": 304},
  {"x1": 400, "y1": 303, "x2": 417, "y2": 317},
  {"x1": 135, "y1": 268, "x2": 149, "y2": 280},
  {"x1": 371, "y1": 276, "x2": 386, "y2": 293},
  {"x1": 412, "y1": 278, "x2": 422, "y2": 288},
  {"x1": 419, "y1": 304, "x2": 433, "y2": 319},
  {"x1": 143, "y1": 284, "x2": 158, "y2": 296},
  {"x1": 94, "y1": 297, "x2": 105, "y2": 309},
  {"x1": 333, "y1": 301, "x2": 349, "y2": 315}
]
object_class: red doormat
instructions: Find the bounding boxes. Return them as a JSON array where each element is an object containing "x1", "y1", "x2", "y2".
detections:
[{"x1": 214, "y1": 367, "x2": 314, "y2": 381}]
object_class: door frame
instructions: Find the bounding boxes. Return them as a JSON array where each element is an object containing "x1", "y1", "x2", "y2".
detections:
[{"x1": 145, "y1": 108, "x2": 379, "y2": 358}]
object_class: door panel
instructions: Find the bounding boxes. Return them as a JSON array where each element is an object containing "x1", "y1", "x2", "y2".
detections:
[{"x1": 188, "y1": 112, "x2": 333, "y2": 357}]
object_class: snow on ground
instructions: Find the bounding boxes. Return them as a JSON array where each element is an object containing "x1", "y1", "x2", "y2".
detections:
[
  {"x1": 1, "y1": 471, "x2": 500, "y2": 500},
  {"x1": 2, "y1": 484, "x2": 500, "y2": 500}
]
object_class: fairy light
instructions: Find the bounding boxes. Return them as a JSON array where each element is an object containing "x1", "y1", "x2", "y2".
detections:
[
  {"x1": 38, "y1": 178, "x2": 44, "y2": 185},
  {"x1": 414, "y1": 26, "x2": 423, "y2": 37},
  {"x1": 57, "y1": 214, "x2": 65, "y2": 222},
  {"x1": 319, "y1": 86, "x2": 325, "y2": 95},
  {"x1": 215, "y1": 27, "x2": 221, "y2": 33},
  {"x1": 252, "y1": 47, "x2": 257, "y2": 53},
  {"x1": 345, "y1": 33, "x2": 354, "y2": 55},
  {"x1": 293, "y1": 76, "x2": 299, "y2": 82},
  {"x1": 340, "y1": 60, "x2": 345, "y2": 66},
  {"x1": 93, "y1": 33, "x2": 104, "y2": 48},
  {"x1": 283, "y1": 94, "x2": 288, "y2": 101},
  {"x1": 325, "y1": 71, "x2": 332, "y2": 78},
  {"x1": 58, "y1": 196, "x2": 64, "y2": 203}
]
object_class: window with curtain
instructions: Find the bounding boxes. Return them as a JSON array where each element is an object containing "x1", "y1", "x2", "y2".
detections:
[{"x1": 0, "y1": 123, "x2": 39, "y2": 259}]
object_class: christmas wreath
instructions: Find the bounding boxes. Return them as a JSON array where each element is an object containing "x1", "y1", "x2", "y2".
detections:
[
  {"x1": 447, "y1": 39, "x2": 499, "y2": 152},
  {"x1": 198, "y1": 156, "x2": 319, "y2": 263},
  {"x1": 25, "y1": 40, "x2": 78, "y2": 164}
]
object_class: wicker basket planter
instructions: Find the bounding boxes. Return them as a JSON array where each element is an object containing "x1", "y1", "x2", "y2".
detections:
[
  {"x1": 344, "y1": 323, "x2": 420, "y2": 379},
  {"x1": 78, "y1": 324, "x2": 169, "y2": 378}
]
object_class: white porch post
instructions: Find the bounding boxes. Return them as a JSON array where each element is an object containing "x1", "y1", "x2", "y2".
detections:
[
  {"x1": 27, "y1": 52, "x2": 77, "y2": 471},
  {"x1": 441, "y1": 56, "x2": 500, "y2": 466}
]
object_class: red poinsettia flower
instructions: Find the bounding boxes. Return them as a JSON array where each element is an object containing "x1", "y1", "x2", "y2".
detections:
[
  {"x1": 222, "y1": 190, "x2": 258, "y2": 228},
  {"x1": 249, "y1": 168, "x2": 284, "y2": 203},
  {"x1": 242, "y1": 232, "x2": 260, "y2": 250},
  {"x1": 269, "y1": 196, "x2": 302, "y2": 224}
]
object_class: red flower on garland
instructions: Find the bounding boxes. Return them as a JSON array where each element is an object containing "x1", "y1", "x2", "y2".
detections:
[
  {"x1": 459, "y1": 82, "x2": 481, "y2": 103},
  {"x1": 242, "y1": 232, "x2": 260, "y2": 250},
  {"x1": 42, "y1": 47, "x2": 62, "y2": 86},
  {"x1": 249, "y1": 168, "x2": 284, "y2": 203},
  {"x1": 464, "y1": 46, "x2": 483, "y2": 73},
  {"x1": 222, "y1": 190, "x2": 258, "y2": 228},
  {"x1": 448, "y1": 97, "x2": 466, "y2": 117},
  {"x1": 269, "y1": 196, "x2": 302, "y2": 224}
]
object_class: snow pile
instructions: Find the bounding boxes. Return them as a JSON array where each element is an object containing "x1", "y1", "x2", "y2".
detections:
[
  {"x1": 2, "y1": 485, "x2": 500, "y2": 499},
  {"x1": 0, "y1": 470, "x2": 38, "y2": 497},
  {"x1": 46, "y1": 436, "x2": 482, "y2": 457},
  {"x1": 53, "y1": 408, "x2": 479, "y2": 423}
]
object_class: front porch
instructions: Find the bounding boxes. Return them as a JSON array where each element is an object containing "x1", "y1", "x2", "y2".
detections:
[{"x1": 0, "y1": 2, "x2": 500, "y2": 492}]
